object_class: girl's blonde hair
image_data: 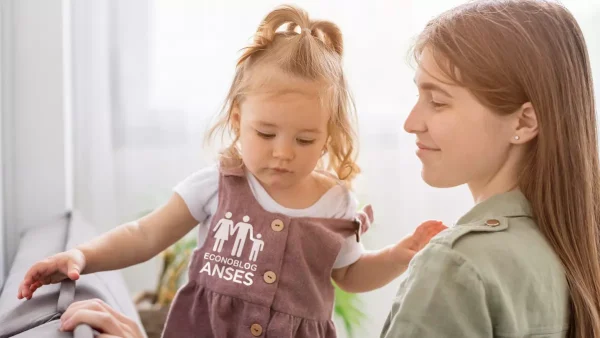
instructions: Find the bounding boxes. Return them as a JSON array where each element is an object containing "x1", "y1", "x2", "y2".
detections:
[
  {"x1": 414, "y1": 1, "x2": 600, "y2": 337},
  {"x1": 207, "y1": 5, "x2": 360, "y2": 183}
]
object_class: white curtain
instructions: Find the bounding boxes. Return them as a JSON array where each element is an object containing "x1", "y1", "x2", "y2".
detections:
[
  {"x1": 71, "y1": 1, "x2": 600, "y2": 336},
  {"x1": 0, "y1": 1, "x2": 4, "y2": 287},
  {"x1": 72, "y1": 1, "x2": 116, "y2": 230}
]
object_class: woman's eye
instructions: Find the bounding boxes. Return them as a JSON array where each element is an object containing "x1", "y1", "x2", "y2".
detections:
[{"x1": 430, "y1": 100, "x2": 447, "y2": 108}]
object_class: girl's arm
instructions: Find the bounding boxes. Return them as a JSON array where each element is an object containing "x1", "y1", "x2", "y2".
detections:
[
  {"x1": 332, "y1": 221, "x2": 446, "y2": 293},
  {"x1": 77, "y1": 193, "x2": 198, "y2": 273}
]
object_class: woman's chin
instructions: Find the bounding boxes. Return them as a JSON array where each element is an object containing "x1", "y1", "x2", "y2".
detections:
[{"x1": 421, "y1": 170, "x2": 462, "y2": 188}]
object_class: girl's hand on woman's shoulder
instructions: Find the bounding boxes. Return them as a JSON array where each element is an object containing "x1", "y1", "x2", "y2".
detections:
[{"x1": 391, "y1": 220, "x2": 448, "y2": 268}]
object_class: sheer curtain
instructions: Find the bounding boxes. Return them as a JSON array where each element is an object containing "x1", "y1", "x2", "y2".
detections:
[
  {"x1": 0, "y1": 2, "x2": 4, "y2": 287},
  {"x1": 71, "y1": 1, "x2": 600, "y2": 336}
]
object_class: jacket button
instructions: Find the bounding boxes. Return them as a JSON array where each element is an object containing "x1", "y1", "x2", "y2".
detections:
[
  {"x1": 271, "y1": 219, "x2": 285, "y2": 232},
  {"x1": 264, "y1": 271, "x2": 277, "y2": 284},
  {"x1": 485, "y1": 219, "x2": 501, "y2": 227},
  {"x1": 250, "y1": 323, "x2": 263, "y2": 336}
]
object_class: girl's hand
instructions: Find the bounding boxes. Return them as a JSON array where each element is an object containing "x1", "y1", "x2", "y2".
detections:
[
  {"x1": 391, "y1": 220, "x2": 448, "y2": 267},
  {"x1": 17, "y1": 249, "x2": 86, "y2": 300}
]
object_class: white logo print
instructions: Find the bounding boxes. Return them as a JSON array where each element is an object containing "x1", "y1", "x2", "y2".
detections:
[
  {"x1": 249, "y1": 234, "x2": 264, "y2": 262},
  {"x1": 200, "y1": 212, "x2": 266, "y2": 286},
  {"x1": 212, "y1": 212, "x2": 233, "y2": 253},
  {"x1": 231, "y1": 216, "x2": 254, "y2": 258}
]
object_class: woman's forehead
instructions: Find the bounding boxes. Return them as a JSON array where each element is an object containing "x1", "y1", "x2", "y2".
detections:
[{"x1": 416, "y1": 48, "x2": 457, "y2": 85}]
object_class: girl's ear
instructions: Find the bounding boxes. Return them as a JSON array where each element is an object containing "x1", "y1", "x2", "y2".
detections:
[{"x1": 232, "y1": 103, "x2": 241, "y2": 133}]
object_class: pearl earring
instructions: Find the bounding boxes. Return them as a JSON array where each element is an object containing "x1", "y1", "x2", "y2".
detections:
[{"x1": 514, "y1": 135, "x2": 520, "y2": 140}]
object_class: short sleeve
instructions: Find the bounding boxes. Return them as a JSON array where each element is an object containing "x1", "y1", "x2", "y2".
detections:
[
  {"x1": 173, "y1": 165, "x2": 220, "y2": 223},
  {"x1": 332, "y1": 191, "x2": 365, "y2": 269},
  {"x1": 380, "y1": 243, "x2": 493, "y2": 338}
]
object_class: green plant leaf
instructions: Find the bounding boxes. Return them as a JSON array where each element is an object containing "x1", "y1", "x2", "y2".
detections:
[{"x1": 333, "y1": 284, "x2": 366, "y2": 337}]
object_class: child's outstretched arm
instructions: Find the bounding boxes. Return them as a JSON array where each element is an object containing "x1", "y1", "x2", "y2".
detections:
[
  {"x1": 18, "y1": 193, "x2": 197, "y2": 299},
  {"x1": 332, "y1": 220, "x2": 447, "y2": 293}
]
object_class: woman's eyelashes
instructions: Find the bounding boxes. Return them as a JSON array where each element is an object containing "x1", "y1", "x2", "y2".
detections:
[
  {"x1": 429, "y1": 100, "x2": 447, "y2": 109},
  {"x1": 416, "y1": 93, "x2": 448, "y2": 109}
]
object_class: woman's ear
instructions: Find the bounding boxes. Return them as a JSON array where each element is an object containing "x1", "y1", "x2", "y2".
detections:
[{"x1": 511, "y1": 102, "x2": 539, "y2": 144}]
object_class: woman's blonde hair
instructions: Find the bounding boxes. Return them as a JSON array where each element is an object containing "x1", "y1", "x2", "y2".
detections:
[
  {"x1": 413, "y1": 1, "x2": 600, "y2": 336},
  {"x1": 207, "y1": 5, "x2": 360, "y2": 183}
]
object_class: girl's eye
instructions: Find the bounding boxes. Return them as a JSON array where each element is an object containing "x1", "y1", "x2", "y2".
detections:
[
  {"x1": 256, "y1": 131, "x2": 275, "y2": 139},
  {"x1": 297, "y1": 138, "x2": 315, "y2": 145}
]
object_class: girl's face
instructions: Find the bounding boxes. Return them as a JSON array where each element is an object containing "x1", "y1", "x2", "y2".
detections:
[
  {"x1": 405, "y1": 48, "x2": 518, "y2": 198},
  {"x1": 234, "y1": 73, "x2": 329, "y2": 191}
]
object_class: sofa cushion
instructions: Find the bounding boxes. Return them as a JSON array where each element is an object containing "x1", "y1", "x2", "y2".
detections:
[
  {"x1": 11, "y1": 320, "x2": 95, "y2": 338},
  {"x1": 0, "y1": 211, "x2": 141, "y2": 337},
  {"x1": 66, "y1": 212, "x2": 141, "y2": 320},
  {"x1": 0, "y1": 215, "x2": 68, "y2": 337}
]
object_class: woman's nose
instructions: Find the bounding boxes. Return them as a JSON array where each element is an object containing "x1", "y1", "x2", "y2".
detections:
[{"x1": 404, "y1": 104, "x2": 427, "y2": 134}]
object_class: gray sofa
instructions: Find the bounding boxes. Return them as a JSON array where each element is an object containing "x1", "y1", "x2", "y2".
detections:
[{"x1": 0, "y1": 212, "x2": 143, "y2": 338}]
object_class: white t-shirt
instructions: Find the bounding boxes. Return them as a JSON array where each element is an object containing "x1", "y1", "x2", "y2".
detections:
[{"x1": 174, "y1": 165, "x2": 364, "y2": 269}]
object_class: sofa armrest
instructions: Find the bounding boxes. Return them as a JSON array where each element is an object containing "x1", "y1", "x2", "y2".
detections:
[
  {"x1": 0, "y1": 212, "x2": 142, "y2": 338},
  {"x1": 64, "y1": 212, "x2": 141, "y2": 322},
  {"x1": 0, "y1": 216, "x2": 68, "y2": 337},
  {"x1": 10, "y1": 321, "x2": 95, "y2": 338}
]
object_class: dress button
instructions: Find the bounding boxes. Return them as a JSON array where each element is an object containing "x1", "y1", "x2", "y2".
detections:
[
  {"x1": 271, "y1": 219, "x2": 285, "y2": 232},
  {"x1": 263, "y1": 271, "x2": 277, "y2": 284},
  {"x1": 353, "y1": 218, "x2": 361, "y2": 242},
  {"x1": 251, "y1": 323, "x2": 263, "y2": 336},
  {"x1": 485, "y1": 219, "x2": 501, "y2": 227}
]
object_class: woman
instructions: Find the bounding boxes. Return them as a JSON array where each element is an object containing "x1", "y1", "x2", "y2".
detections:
[
  {"x1": 382, "y1": 0, "x2": 599, "y2": 337},
  {"x1": 59, "y1": 1, "x2": 600, "y2": 337}
]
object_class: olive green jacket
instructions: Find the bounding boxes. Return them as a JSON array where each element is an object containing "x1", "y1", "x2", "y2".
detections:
[{"x1": 380, "y1": 190, "x2": 570, "y2": 338}]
